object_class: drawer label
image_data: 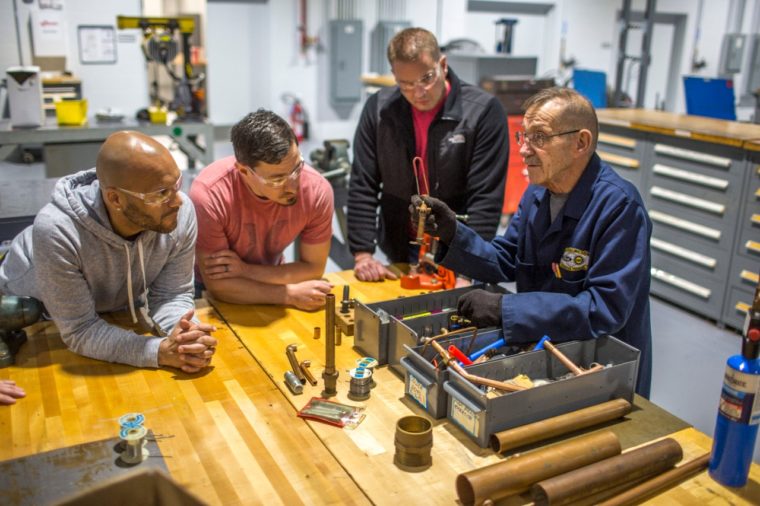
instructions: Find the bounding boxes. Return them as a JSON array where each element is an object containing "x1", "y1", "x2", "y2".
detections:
[
  {"x1": 407, "y1": 374, "x2": 428, "y2": 409},
  {"x1": 451, "y1": 397, "x2": 479, "y2": 438}
]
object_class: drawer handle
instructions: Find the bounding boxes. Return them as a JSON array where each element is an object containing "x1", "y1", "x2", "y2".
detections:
[
  {"x1": 654, "y1": 143, "x2": 732, "y2": 168},
  {"x1": 648, "y1": 210, "x2": 721, "y2": 240},
  {"x1": 746, "y1": 240, "x2": 760, "y2": 253},
  {"x1": 740, "y1": 269, "x2": 759, "y2": 284},
  {"x1": 651, "y1": 267, "x2": 712, "y2": 299},
  {"x1": 651, "y1": 238, "x2": 717, "y2": 269},
  {"x1": 599, "y1": 151, "x2": 639, "y2": 169},
  {"x1": 598, "y1": 133, "x2": 636, "y2": 149},
  {"x1": 652, "y1": 164, "x2": 729, "y2": 190},
  {"x1": 735, "y1": 302, "x2": 750, "y2": 314},
  {"x1": 752, "y1": 214, "x2": 760, "y2": 226},
  {"x1": 650, "y1": 186, "x2": 726, "y2": 215}
]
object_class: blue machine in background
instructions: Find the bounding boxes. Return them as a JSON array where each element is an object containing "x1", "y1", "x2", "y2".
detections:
[
  {"x1": 683, "y1": 76, "x2": 737, "y2": 121},
  {"x1": 573, "y1": 69, "x2": 607, "y2": 109}
]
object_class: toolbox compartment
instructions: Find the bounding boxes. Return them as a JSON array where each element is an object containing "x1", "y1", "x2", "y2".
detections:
[
  {"x1": 353, "y1": 284, "x2": 505, "y2": 365},
  {"x1": 401, "y1": 328, "x2": 504, "y2": 419},
  {"x1": 444, "y1": 336, "x2": 640, "y2": 447}
]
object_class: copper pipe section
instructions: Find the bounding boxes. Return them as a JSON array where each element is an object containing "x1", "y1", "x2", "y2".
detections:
[
  {"x1": 299, "y1": 360, "x2": 318, "y2": 386},
  {"x1": 286, "y1": 344, "x2": 305, "y2": 383},
  {"x1": 596, "y1": 452, "x2": 710, "y2": 506},
  {"x1": 426, "y1": 337, "x2": 526, "y2": 392},
  {"x1": 322, "y1": 293, "x2": 338, "y2": 397},
  {"x1": 394, "y1": 415, "x2": 433, "y2": 471},
  {"x1": 313, "y1": 326, "x2": 321, "y2": 339},
  {"x1": 415, "y1": 201, "x2": 430, "y2": 244},
  {"x1": 456, "y1": 431, "x2": 621, "y2": 506},
  {"x1": 543, "y1": 340, "x2": 604, "y2": 376},
  {"x1": 531, "y1": 437, "x2": 683, "y2": 506},
  {"x1": 421, "y1": 326, "x2": 477, "y2": 355},
  {"x1": 490, "y1": 398, "x2": 632, "y2": 453}
]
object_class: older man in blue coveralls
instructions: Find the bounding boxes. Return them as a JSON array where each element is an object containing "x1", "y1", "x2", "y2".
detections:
[{"x1": 413, "y1": 87, "x2": 653, "y2": 397}]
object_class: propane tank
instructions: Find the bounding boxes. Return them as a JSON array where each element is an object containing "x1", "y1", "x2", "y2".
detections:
[{"x1": 709, "y1": 272, "x2": 760, "y2": 487}]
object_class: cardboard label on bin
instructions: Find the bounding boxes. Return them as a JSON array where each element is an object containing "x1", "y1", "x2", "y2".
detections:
[
  {"x1": 451, "y1": 397, "x2": 478, "y2": 437},
  {"x1": 407, "y1": 374, "x2": 428, "y2": 409}
]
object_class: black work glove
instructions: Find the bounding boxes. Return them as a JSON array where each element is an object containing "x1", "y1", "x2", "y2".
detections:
[
  {"x1": 409, "y1": 195, "x2": 458, "y2": 245},
  {"x1": 457, "y1": 289, "x2": 503, "y2": 328}
]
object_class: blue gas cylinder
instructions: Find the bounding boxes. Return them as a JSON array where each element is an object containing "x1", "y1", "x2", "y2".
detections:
[{"x1": 708, "y1": 354, "x2": 760, "y2": 487}]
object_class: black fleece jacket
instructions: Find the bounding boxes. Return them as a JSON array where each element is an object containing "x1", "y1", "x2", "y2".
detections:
[{"x1": 347, "y1": 68, "x2": 509, "y2": 263}]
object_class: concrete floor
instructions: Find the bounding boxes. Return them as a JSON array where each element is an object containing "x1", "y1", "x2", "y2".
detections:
[{"x1": 1, "y1": 139, "x2": 757, "y2": 464}]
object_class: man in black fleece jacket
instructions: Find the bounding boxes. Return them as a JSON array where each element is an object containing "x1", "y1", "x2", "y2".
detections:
[{"x1": 348, "y1": 27, "x2": 509, "y2": 281}]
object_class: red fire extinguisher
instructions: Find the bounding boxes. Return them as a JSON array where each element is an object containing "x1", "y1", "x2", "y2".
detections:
[{"x1": 289, "y1": 99, "x2": 309, "y2": 142}]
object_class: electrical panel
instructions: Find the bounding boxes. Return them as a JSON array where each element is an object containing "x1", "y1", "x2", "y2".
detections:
[
  {"x1": 330, "y1": 20, "x2": 363, "y2": 105},
  {"x1": 370, "y1": 21, "x2": 410, "y2": 75},
  {"x1": 719, "y1": 33, "x2": 746, "y2": 75},
  {"x1": 744, "y1": 35, "x2": 760, "y2": 98}
]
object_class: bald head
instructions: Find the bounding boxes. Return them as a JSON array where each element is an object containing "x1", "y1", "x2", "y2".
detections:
[{"x1": 96, "y1": 131, "x2": 178, "y2": 190}]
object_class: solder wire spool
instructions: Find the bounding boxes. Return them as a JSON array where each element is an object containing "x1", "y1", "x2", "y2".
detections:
[
  {"x1": 356, "y1": 357, "x2": 378, "y2": 388},
  {"x1": 119, "y1": 425, "x2": 149, "y2": 464},
  {"x1": 348, "y1": 367, "x2": 373, "y2": 401},
  {"x1": 118, "y1": 412, "x2": 145, "y2": 429}
]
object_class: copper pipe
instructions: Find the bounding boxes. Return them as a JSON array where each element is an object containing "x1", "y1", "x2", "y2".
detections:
[
  {"x1": 531, "y1": 437, "x2": 683, "y2": 506},
  {"x1": 322, "y1": 294, "x2": 338, "y2": 397},
  {"x1": 543, "y1": 340, "x2": 604, "y2": 376},
  {"x1": 426, "y1": 337, "x2": 526, "y2": 392},
  {"x1": 456, "y1": 431, "x2": 621, "y2": 506},
  {"x1": 421, "y1": 326, "x2": 478, "y2": 355},
  {"x1": 490, "y1": 399, "x2": 632, "y2": 453},
  {"x1": 596, "y1": 452, "x2": 710, "y2": 506}
]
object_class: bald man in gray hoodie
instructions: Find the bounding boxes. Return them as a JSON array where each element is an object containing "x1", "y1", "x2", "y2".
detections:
[{"x1": 0, "y1": 131, "x2": 216, "y2": 373}]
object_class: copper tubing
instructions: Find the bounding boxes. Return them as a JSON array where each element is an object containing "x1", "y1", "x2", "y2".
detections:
[
  {"x1": 456, "y1": 431, "x2": 621, "y2": 506},
  {"x1": 531, "y1": 437, "x2": 683, "y2": 506},
  {"x1": 322, "y1": 293, "x2": 338, "y2": 397},
  {"x1": 421, "y1": 326, "x2": 478, "y2": 355},
  {"x1": 415, "y1": 201, "x2": 430, "y2": 244},
  {"x1": 426, "y1": 337, "x2": 526, "y2": 392},
  {"x1": 313, "y1": 327, "x2": 321, "y2": 339},
  {"x1": 490, "y1": 398, "x2": 633, "y2": 453},
  {"x1": 596, "y1": 452, "x2": 710, "y2": 506},
  {"x1": 299, "y1": 360, "x2": 318, "y2": 386},
  {"x1": 543, "y1": 340, "x2": 604, "y2": 375}
]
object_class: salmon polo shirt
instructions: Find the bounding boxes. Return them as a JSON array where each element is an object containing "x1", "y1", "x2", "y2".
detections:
[{"x1": 190, "y1": 156, "x2": 334, "y2": 281}]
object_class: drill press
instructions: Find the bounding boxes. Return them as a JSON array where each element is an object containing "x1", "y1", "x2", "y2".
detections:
[{"x1": 0, "y1": 296, "x2": 42, "y2": 367}]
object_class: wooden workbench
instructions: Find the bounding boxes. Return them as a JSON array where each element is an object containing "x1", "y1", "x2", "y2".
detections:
[
  {"x1": 596, "y1": 108, "x2": 760, "y2": 149},
  {"x1": 211, "y1": 270, "x2": 760, "y2": 505},
  {"x1": 1, "y1": 272, "x2": 759, "y2": 505},
  {"x1": 0, "y1": 302, "x2": 368, "y2": 505}
]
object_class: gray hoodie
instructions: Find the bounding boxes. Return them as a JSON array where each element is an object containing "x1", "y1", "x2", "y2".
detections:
[{"x1": 0, "y1": 169, "x2": 197, "y2": 367}]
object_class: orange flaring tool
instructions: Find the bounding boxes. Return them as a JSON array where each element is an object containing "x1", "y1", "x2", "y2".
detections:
[{"x1": 400, "y1": 157, "x2": 457, "y2": 291}]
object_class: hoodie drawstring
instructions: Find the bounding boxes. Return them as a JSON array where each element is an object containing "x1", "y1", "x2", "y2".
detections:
[
  {"x1": 124, "y1": 244, "x2": 138, "y2": 324},
  {"x1": 124, "y1": 238, "x2": 149, "y2": 325}
]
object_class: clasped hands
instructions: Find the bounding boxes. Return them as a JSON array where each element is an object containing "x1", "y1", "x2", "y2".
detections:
[{"x1": 158, "y1": 309, "x2": 217, "y2": 373}]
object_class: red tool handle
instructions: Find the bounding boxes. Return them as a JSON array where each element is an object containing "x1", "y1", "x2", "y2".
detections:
[{"x1": 448, "y1": 344, "x2": 473, "y2": 365}]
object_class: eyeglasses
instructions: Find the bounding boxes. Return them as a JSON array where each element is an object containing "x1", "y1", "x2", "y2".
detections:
[
  {"x1": 515, "y1": 129, "x2": 581, "y2": 149},
  {"x1": 114, "y1": 174, "x2": 182, "y2": 206},
  {"x1": 250, "y1": 158, "x2": 304, "y2": 188},
  {"x1": 396, "y1": 65, "x2": 440, "y2": 91}
]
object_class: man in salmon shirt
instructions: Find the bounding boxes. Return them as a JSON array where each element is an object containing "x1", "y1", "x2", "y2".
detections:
[
  {"x1": 348, "y1": 27, "x2": 509, "y2": 281},
  {"x1": 190, "y1": 110, "x2": 334, "y2": 311}
]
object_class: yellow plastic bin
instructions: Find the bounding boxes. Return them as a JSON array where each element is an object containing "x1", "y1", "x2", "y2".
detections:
[{"x1": 55, "y1": 99, "x2": 88, "y2": 126}]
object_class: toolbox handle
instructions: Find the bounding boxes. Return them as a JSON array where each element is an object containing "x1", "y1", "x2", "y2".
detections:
[
  {"x1": 444, "y1": 369, "x2": 488, "y2": 408},
  {"x1": 443, "y1": 380, "x2": 486, "y2": 412},
  {"x1": 399, "y1": 356, "x2": 435, "y2": 387}
]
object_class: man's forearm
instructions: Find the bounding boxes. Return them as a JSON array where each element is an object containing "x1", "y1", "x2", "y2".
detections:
[
  {"x1": 206, "y1": 277, "x2": 289, "y2": 305},
  {"x1": 243, "y1": 261, "x2": 324, "y2": 285}
]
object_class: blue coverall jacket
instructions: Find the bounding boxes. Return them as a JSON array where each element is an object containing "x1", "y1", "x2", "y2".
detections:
[{"x1": 439, "y1": 153, "x2": 653, "y2": 397}]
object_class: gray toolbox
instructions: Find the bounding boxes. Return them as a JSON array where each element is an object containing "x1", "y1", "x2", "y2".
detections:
[
  {"x1": 400, "y1": 328, "x2": 504, "y2": 419},
  {"x1": 443, "y1": 336, "x2": 640, "y2": 447},
  {"x1": 353, "y1": 284, "x2": 505, "y2": 366}
]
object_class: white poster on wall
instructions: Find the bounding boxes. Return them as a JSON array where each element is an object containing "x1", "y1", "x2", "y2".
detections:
[{"x1": 31, "y1": 9, "x2": 68, "y2": 57}]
